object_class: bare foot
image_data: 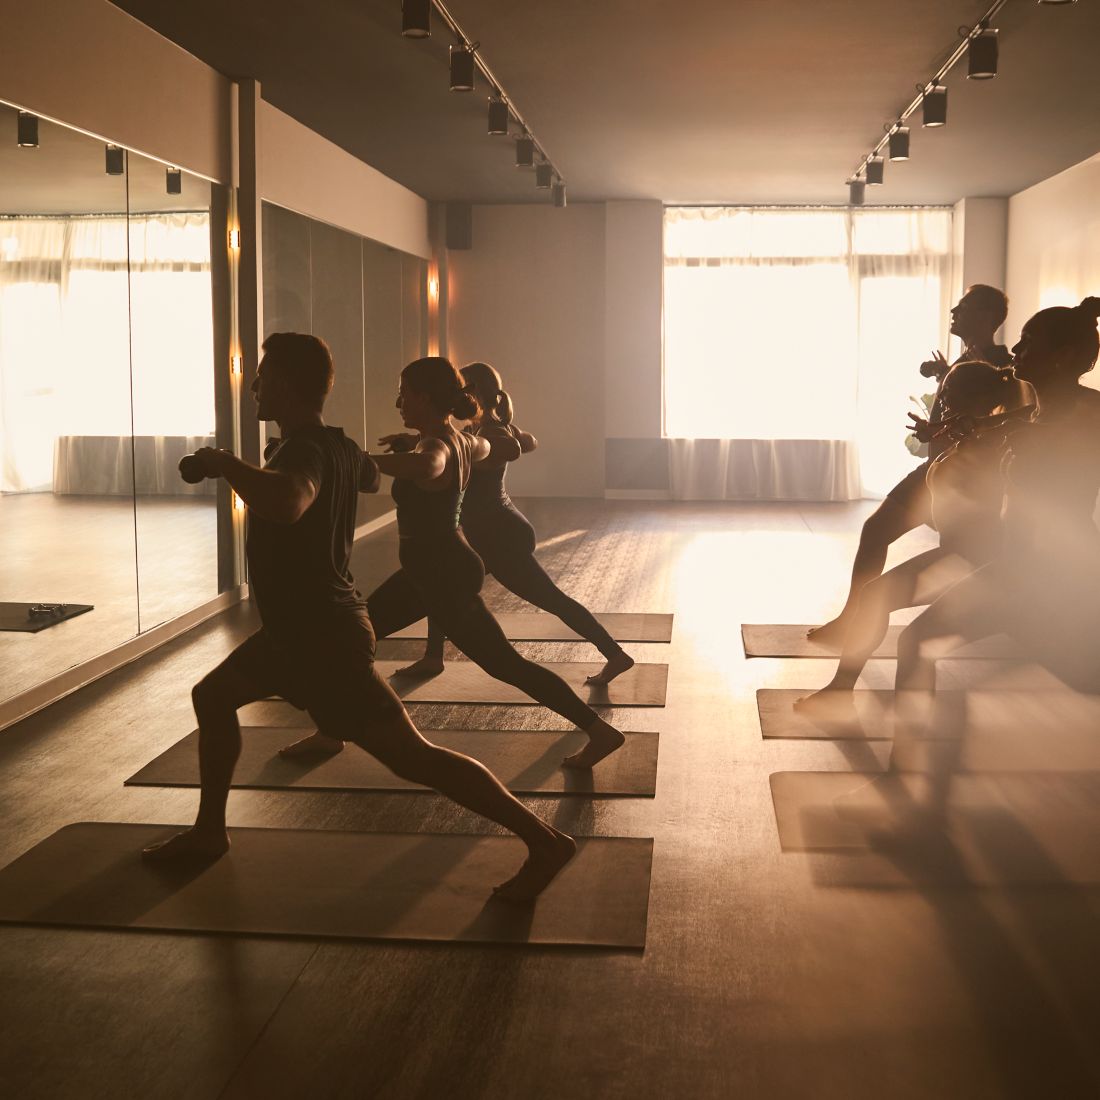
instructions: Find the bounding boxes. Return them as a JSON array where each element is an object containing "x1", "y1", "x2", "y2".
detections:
[
  {"x1": 792, "y1": 686, "x2": 859, "y2": 728},
  {"x1": 584, "y1": 650, "x2": 635, "y2": 686},
  {"x1": 142, "y1": 826, "x2": 229, "y2": 863},
  {"x1": 392, "y1": 657, "x2": 445, "y2": 678},
  {"x1": 493, "y1": 828, "x2": 577, "y2": 903},
  {"x1": 562, "y1": 717, "x2": 626, "y2": 769},
  {"x1": 805, "y1": 619, "x2": 849, "y2": 649},
  {"x1": 278, "y1": 732, "x2": 345, "y2": 759}
]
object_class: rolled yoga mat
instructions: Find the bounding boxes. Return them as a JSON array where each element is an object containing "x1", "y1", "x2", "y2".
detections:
[
  {"x1": 126, "y1": 728, "x2": 660, "y2": 797},
  {"x1": 374, "y1": 660, "x2": 668, "y2": 707},
  {"x1": 741, "y1": 623, "x2": 1019, "y2": 661},
  {"x1": 768, "y1": 770, "x2": 1100, "y2": 886},
  {"x1": 0, "y1": 823, "x2": 653, "y2": 949},
  {"x1": 389, "y1": 612, "x2": 673, "y2": 643}
]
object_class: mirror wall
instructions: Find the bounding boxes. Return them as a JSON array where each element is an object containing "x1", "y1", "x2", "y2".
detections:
[
  {"x1": 262, "y1": 201, "x2": 427, "y2": 527},
  {"x1": 0, "y1": 101, "x2": 233, "y2": 705}
]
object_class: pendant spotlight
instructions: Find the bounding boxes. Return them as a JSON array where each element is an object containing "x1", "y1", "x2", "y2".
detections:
[
  {"x1": 401, "y1": 3, "x2": 565, "y2": 208},
  {"x1": 105, "y1": 144, "x2": 124, "y2": 175},
  {"x1": 449, "y1": 44, "x2": 476, "y2": 92},
  {"x1": 487, "y1": 97, "x2": 509, "y2": 135},
  {"x1": 16, "y1": 111, "x2": 38, "y2": 148},
  {"x1": 166, "y1": 167, "x2": 182, "y2": 195},
  {"x1": 848, "y1": 178, "x2": 866, "y2": 206},
  {"x1": 888, "y1": 125, "x2": 910, "y2": 161},
  {"x1": 922, "y1": 83, "x2": 948, "y2": 127},
  {"x1": 844, "y1": 0, "x2": 1009, "y2": 200},
  {"x1": 515, "y1": 136, "x2": 535, "y2": 169},
  {"x1": 401, "y1": 0, "x2": 431, "y2": 38},
  {"x1": 865, "y1": 155, "x2": 885, "y2": 185},
  {"x1": 967, "y1": 26, "x2": 998, "y2": 79}
]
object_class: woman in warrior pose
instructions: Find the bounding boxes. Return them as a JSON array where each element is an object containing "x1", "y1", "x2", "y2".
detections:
[
  {"x1": 280, "y1": 356, "x2": 625, "y2": 769},
  {"x1": 796, "y1": 360, "x2": 1028, "y2": 722},
  {"x1": 391, "y1": 361, "x2": 634, "y2": 686}
]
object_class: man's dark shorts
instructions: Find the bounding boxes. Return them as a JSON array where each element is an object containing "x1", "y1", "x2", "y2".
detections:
[
  {"x1": 883, "y1": 461, "x2": 934, "y2": 529},
  {"x1": 211, "y1": 611, "x2": 401, "y2": 739}
]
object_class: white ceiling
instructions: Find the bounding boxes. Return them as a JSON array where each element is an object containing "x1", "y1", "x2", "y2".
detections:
[{"x1": 102, "y1": 0, "x2": 1100, "y2": 205}]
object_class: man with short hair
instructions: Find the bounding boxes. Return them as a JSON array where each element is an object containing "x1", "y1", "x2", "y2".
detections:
[
  {"x1": 143, "y1": 332, "x2": 575, "y2": 903},
  {"x1": 809, "y1": 285, "x2": 1014, "y2": 646}
]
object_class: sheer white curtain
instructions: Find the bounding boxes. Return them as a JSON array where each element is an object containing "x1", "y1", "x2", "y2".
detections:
[
  {"x1": 663, "y1": 206, "x2": 952, "y2": 500},
  {"x1": 0, "y1": 213, "x2": 212, "y2": 494}
]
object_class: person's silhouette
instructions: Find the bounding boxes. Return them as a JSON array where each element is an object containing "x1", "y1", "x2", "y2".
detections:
[
  {"x1": 142, "y1": 334, "x2": 576, "y2": 902},
  {"x1": 389, "y1": 361, "x2": 635, "y2": 686},
  {"x1": 278, "y1": 356, "x2": 626, "y2": 770},
  {"x1": 795, "y1": 360, "x2": 1026, "y2": 722},
  {"x1": 809, "y1": 285, "x2": 1016, "y2": 646}
]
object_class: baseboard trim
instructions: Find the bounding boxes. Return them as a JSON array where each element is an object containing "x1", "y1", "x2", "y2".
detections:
[
  {"x1": 604, "y1": 489, "x2": 672, "y2": 501},
  {"x1": 0, "y1": 585, "x2": 248, "y2": 734},
  {"x1": 354, "y1": 509, "x2": 397, "y2": 541}
]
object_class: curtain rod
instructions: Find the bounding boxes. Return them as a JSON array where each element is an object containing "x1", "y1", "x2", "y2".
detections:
[{"x1": 0, "y1": 210, "x2": 209, "y2": 220}]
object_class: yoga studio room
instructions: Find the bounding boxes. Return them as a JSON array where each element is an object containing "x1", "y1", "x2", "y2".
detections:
[{"x1": 1, "y1": 0, "x2": 1099, "y2": 1096}]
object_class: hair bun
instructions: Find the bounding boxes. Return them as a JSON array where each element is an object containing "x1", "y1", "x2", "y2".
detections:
[{"x1": 1077, "y1": 296, "x2": 1100, "y2": 322}]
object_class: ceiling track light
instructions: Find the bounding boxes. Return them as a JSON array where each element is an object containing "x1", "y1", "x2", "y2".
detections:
[
  {"x1": 17, "y1": 111, "x2": 38, "y2": 148},
  {"x1": 166, "y1": 167, "x2": 182, "y2": 195},
  {"x1": 921, "y1": 83, "x2": 948, "y2": 127},
  {"x1": 105, "y1": 144, "x2": 124, "y2": 175},
  {"x1": 535, "y1": 162, "x2": 553, "y2": 189},
  {"x1": 865, "y1": 155, "x2": 884, "y2": 185},
  {"x1": 967, "y1": 25, "x2": 998, "y2": 79},
  {"x1": 515, "y1": 136, "x2": 535, "y2": 169},
  {"x1": 487, "y1": 97, "x2": 509, "y2": 135},
  {"x1": 848, "y1": 179, "x2": 866, "y2": 206},
  {"x1": 843, "y1": 0, "x2": 1009, "y2": 199},
  {"x1": 402, "y1": 1, "x2": 565, "y2": 207},
  {"x1": 449, "y1": 43, "x2": 477, "y2": 92},
  {"x1": 401, "y1": 0, "x2": 431, "y2": 38},
  {"x1": 552, "y1": 181, "x2": 567, "y2": 208},
  {"x1": 887, "y1": 124, "x2": 910, "y2": 161}
]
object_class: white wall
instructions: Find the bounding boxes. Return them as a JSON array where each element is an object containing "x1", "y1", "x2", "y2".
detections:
[
  {"x1": 447, "y1": 204, "x2": 606, "y2": 497},
  {"x1": 951, "y1": 197, "x2": 1009, "y2": 347},
  {"x1": 0, "y1": 0, "x2": 231, "y2": 183},
  {"x1": 1005, "y1": 151, "x2": 1100, "y2": 343},
  {"x1": 260, "y1": 104, "x2": 430, "y2": 260},
  {"x1": 604, "y1": 201, "x2": 664, "y2": 439}
]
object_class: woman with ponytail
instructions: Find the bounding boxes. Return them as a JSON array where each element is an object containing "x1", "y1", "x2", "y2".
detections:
[
  {"x1": 796, "y1": 360, "x2": 1027, "y2": 721},
  {"x1": 393, "y1": 361, "x2": 635, "y2": 686},
  {"x1": 281, "y1": 356, "x2": 625, "y2": 771}
]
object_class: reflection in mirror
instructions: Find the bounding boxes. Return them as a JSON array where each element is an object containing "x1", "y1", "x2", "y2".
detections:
[
  {"x1": 125, "y1": 151, "x2": 231, "y2": 631},
  {"x1": 0, "y1": 101, "x2": 139, "y2": 701}
]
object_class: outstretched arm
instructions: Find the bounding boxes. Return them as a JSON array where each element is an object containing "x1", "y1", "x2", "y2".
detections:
[
  {"x1": 192, "y1": 447, "x2": 318, "y2": 524},
  {"x1": 370, "y1": 437, "x2": 449, "y2": 481},
  {"x1": 359, "y1": 452, "x2": 381, "y2": 494}
]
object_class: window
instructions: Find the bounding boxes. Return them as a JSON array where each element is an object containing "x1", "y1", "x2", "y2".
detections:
[{"x1": 663, "y1": 206, "x2": 952, "y2": 496}]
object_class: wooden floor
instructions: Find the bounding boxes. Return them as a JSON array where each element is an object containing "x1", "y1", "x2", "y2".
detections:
[{"x1": 1, "y1": 499, "x2": 1098, "y2": 1099}]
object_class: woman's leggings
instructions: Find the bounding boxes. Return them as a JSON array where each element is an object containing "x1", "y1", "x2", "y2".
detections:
[
  {"x1": 424, "y1": 503, "x2": 622, "y2": 660},
  {"x1": 367, "y1": 532, "x2": 599, "y2": 730}
]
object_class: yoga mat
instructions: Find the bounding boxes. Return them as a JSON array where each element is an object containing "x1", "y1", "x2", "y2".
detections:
[
  {"x1": 390, "y1": 612, "x2": 673, "y2": 643},
  {"x1": 0, "y1": 602, "x2": 94, "y2": 633},
  {"x1": 769, "y1": 771, "x2": 1100, "y2": 886},
  {"x1": 126, "y1": 728, "x2": 660, "y2": 797},
  {"x1": 375, "y1": 660, "x2": 668, "y2": 707},
  {"x1": 0, "y1": 824, "x2": 652, "y2": 949},
  {"x1": 741, "y1": 623, "x2": 1019, "y2": 661},
  {"x1": 758, "y1": 688, "x2": 1100, "y2": 771}
]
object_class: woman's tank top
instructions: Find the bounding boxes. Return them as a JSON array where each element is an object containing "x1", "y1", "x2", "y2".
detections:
[
  {"x1": 926, "y1": 429, "x2": 1007, "y2": 561},
  {"x1": 462, "y1": 421, "x2": 517, "y2": 518},
  {"x1": 391, "y1": 432, "x2": 474, "y2": 540}
]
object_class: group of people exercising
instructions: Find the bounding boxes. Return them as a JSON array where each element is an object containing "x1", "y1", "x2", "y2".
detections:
[
  {"x1": 142, "y1": 283, "x2": 1100, "y2": 900},
  {"x1": 800, "y1": 288, "x2": 1100, "y2": 750},
  {"x1": 144, "y1": 341, "x2": 631, "y2": 901}
]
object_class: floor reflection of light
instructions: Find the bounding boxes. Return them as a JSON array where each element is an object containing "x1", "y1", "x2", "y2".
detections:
[{"x1": 533, "y1": 529, "x2": 586, "y2": 551}]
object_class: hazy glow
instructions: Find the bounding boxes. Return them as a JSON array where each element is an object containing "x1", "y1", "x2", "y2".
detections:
[{"x1": 663, "y1": 207, "x2": 951, "y2": 496}]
